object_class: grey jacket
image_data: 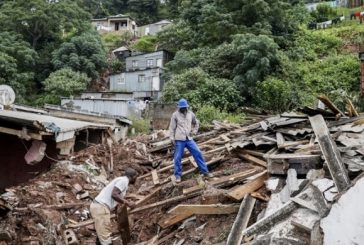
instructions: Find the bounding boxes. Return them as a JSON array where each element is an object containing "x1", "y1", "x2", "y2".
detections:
[{"x1": 169, "y1": 110, "x2": 199, "y2": 141}]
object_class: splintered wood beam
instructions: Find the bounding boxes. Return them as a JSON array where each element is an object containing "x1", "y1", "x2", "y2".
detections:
[
  {"x1": 135, "y1": 186, "x2": 162, "y2": 207},
  {"x1": 278, "y1": 140, "x2": 310, "y2": 149},
  {"x1": 151, "y1": 170, "x2": 160, "y2": 185},
  {"x1": 318, "y1": 95, "x2": 345, "y2": 117},
  {"x1": 309, "y1": 115, "x2": 350, "y2": 192},
  {"x1": 227, "y1": 171, "x2": 267, "y2": 201},
  {"x1": 238, "y1": 153, "x2": 267, "y2": 168},
  {"x1": 264, "y1": 153, "x2": 321, "y2": 160},
  {"x1": 130, "y1": 192, "x2": 201, "y2": 214},
  {"x1": 183, "y1": 169, "x2": 259, "y2": 195},
  {"x1": 160, "y1": 204, "x2": 240, "y2": 229},
  {"x1": 158, "y1": 212, "x2": 194, "y2": 229},
  {"x1": 168, "y1": 204, "x2": 240, "y2": 215},
  {"x1": 226, "y1": 195, "x2": 256, "y2": 245},
  {"x1": 189, "y1": 156, "x2": 198, "y2": 168},
  {"x1": 241, "y1": 149, "x2": 265, "y2": 158},
  {"x1": 276, "y1": 132, "x2": 285, "y2": 148},
  {"x1": 347, "y1": 99, "x2": 359, "y2": 117}
]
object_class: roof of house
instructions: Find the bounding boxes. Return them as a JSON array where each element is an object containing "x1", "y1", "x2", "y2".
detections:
[
  {"x1": 92, "y1": 14, "x2": 135, "y2": 22},
  {"x1": 112, "y1": 46, "x2": 130, "y2": 53},
  {"x1": 154, "y1": 20, "x2": 172, "y2": 25},
  {"x1": 0, "y1": 110, "x2": 111, "y2": 142}
]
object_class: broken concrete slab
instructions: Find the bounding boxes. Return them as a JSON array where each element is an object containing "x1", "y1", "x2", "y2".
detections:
[
  {"x1": 291, "y1": 208, "x2": 320, "y2": 233},
  {"x1": 321, "y1": 176, "x2": 364, "y2": 245},
  {"x1": 309, "y1": 115, "x2": 351, "y2": 193}
]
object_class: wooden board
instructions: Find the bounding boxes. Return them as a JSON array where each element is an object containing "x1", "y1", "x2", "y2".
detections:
[
  {"x1": 182, "y1": 169, "x2": 259, "y2": 195},
  {"x1": 318, "y1": 95, "x2": 345, "y2": 117},
  {"x1": 226, "y1": 195, "x2": 256, "y2": 245},
  {"x1": 168, "y1": 204, "x2": 240, "y2": 215},
  {"x1": 188, "y1": 156, "x2": 198, "y2": 168},
  {"x1": 276, "y1": 132, "x2": 285, "y2": 148},
  {"x1": 227, "y1": 171, "x2": 267, "y2": 201},
  {"x1": 238, "y1": 153, "x2": 267, "y2": 168},
  {"x1": 117, "y1": 204, "x2": 131, "y2": 245},
  {"x1": 151, "y1": 170, "x2": 160, "y2": 185},
  {"x1": 159, "y1": 212, "x2": 194, "y2": 229}
]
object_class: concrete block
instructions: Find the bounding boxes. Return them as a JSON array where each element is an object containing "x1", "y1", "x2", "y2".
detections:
[
  {"x1": 63, "y1": 229, "x2": 79, "y2": 245},
  {"x1": 72, "y1": 183, "x2": 83, "y2": 194}
]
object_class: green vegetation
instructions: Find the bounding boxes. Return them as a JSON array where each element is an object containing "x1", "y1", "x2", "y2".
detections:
[
  {"x1": 196, "y1": 105, "x2": 245, "y2": 129},
  {"x1": 159, "y1": 1, "x2": 364, "y2": 113},
  {"x1": 129, "y1": 116, "x2": 151, "y2": 135},
  {"x1": 0, "y1": 0, "x2": 363, "y2": 117}
]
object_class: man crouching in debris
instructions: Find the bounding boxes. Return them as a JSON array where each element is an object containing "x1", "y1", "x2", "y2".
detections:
[
  {"x1": 169, "y1": 98, "x2": 213, "y2": 183},
  {"x1": 90, "y1": 168, "x2": 137, "y2": 245}
]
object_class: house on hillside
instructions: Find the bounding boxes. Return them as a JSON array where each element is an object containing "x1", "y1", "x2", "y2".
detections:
[
  {"x1": 109, "y1": 50, "x2": 172, "y2": 99},
  {"x1": 112, "y1": 46, "x2": 132, "y2": 60},
  {"x1": 92, "y1": 14, "x2": 137, "y2": 36},
  {"x1": 138, "y1": 20, "x2": 172, "y2": 36}
]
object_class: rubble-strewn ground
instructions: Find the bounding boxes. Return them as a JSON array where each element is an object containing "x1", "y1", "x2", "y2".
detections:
[{"x1": 1, "y1": 101, "x2": 364, "y2": 245}]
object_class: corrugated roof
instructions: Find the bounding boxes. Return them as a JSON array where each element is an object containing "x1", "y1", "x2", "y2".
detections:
[
  {"x1": 112, "y1": 46, "x2": 130, "y2": 53},
  {"x1": 0, "y1": 110, "x2": 111, "y2": 142}
]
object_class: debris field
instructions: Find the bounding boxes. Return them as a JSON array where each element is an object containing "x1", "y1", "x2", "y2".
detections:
[{"x1": 1, "y1": 97, "x2": 364, "y2": 245}]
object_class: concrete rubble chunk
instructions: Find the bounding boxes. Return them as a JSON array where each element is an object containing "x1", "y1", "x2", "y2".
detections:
[
  {"x1": 321, "y1": 176, "x2": 364, "y2": 245},
  {"x1": 306, "y1": 169, "x2": 325, "y2": 181},
  {"x1": 291, "y1": 208, "x2": 320, "y2": 233},
  {"x1": 265, "y1": 178, "x2": 283, "y2": 193},
  {"x1": 286, "y1": 169, "x2": 299, "y2": 195}
]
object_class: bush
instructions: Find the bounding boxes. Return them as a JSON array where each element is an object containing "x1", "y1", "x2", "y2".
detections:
[
  {"x1": 109, "y1": 58, "x2": 125, "y2": 74},
  {"x1": 311, "y1": 4, "x2": 338, "y2": 22},
  {"x1": 129, "y1": 116, "x2": 151, "y2": 135},
  {"x1": 131, "y1": 35, "x2": 157, "y2": 52},
  {"x1": 196, "y1": 105, "x2": 245, "y2": 129},
  {"x1": 101, "y1": 32, "x2": 132, "y2": 51},
  {"x1": 162, "y1": 68, "x2": 242, "y2": 112},
  {"x1": 254, "y1": 78, "x2": 297, "y2": 112}
]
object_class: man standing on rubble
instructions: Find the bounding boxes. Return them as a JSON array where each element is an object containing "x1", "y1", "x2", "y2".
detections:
[
  {"x1": 169, "y1": 98, "x2": 213, "y2": 183},
  {"x1": 90, "y1": 168, "x2": 138, "y2": 245}
]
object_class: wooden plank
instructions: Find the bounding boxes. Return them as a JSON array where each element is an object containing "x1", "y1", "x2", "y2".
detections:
[
  {"x1": 278, "y1": 140, "x2": 310, "y2": 149},
  {"x1": 135, "y1": 186, "x2": 162, "y2": 207},
  {"x1": 251, "y1": 192, "x2": 270, "y2": 202},
  {"x1": 265, "y1": 153, "x2": 321, "y2": 160},
  {"x1": 241, "y1": 149, "x2": 265, "y2": 158},
  {"x1": 227, "y1": 171, "x2": 267, "y2": 201},
  {"x1": 169, "y1": 204, "x2": 240, "y2": 215},
  {"x1": 159, "y1": 212, "x2": 194, "y2": 229},
  {"x1": 318, "y1": 95, "x2": 345, "y2": 117},
  {"x1": 117, "y1": 205, "x2": 131, "y2": 245},
  {"x1": 309, "y1": 115, "x2": 350, "y2": 192},
  {"x1": 226, "y1": 195, "x2": 256, "y2": 245},
  {"x1": 347, "y1": 99, "x2": 359, "y2": 117},
  {"x1": 151, "y1": 170, "x2": 160, "y2": 185},
  {"x1": 130, "y1": 192, "x2": 201, "y2": 214},
  {"x1": 238, "y1": 153, "x2": 267, "y2": 168},
  {"x1": 183, "y1": 169, "x2": 259, "y2": 195},
  {"x1": 0, "y1": 126, "x2": 42, "y2": 140},
  {"x1": 262, "y1": 135, "x2": 277, "y2": 143},
  {"x1": 276, "y1": 132, "x2": 285, "y2": 148},
  {"x1": 188, "y1": 156, "x2": 198, "y2": 168},
  {"x1": 156, "y1": 230, "x2": 178, "y2": 245},
  {"x1": 221, "y1": 134, "x2": 231, "y2": 142}
]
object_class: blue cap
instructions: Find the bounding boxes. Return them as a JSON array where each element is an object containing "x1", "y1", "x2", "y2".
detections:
[{"x1": 177, "y1": 98, "x2": 189, "y2": 108}]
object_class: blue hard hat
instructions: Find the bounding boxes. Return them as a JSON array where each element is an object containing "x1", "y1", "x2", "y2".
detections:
[{"x1": 177, "y1": 98, "x2": 189, "y2": 108}]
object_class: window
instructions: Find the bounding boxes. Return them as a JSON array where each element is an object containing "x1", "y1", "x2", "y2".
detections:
[
  {"x1": 117, "y1": 74, "x2": 125, "y2": 84},
  {"x1": 132, "y1": 60, "x2": 138, "y2": 68},
  {"x1": 156, "y1": 58, "x2": 163, "y2": 67},
  {"x1": 147, "y1": 59, "x2": 154, "y2": 67},
  {"x1": 138, "y1": 75, "x2": 145, "y2": 83}
]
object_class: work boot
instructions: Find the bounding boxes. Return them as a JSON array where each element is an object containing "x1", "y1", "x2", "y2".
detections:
[
  {"x1": 203, "y1": 173, "x2": 214, "y2": 178},
  {"x1": 175, "y1": 176, "x2": 181, "y2": 183}
]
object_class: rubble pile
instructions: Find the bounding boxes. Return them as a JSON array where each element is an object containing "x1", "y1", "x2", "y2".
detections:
[{"x1": 1, "y1": 97, "x2": 364, "y2": 245}]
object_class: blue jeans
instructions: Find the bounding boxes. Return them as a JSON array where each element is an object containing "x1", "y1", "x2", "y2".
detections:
[{"x1": 174, "y1": 140, "x2": 209, "y2": 177}]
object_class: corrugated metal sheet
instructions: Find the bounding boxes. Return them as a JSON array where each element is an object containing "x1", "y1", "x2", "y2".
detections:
[{"x1": 61, "y1": 98, "x2": 143, "y2": 118}]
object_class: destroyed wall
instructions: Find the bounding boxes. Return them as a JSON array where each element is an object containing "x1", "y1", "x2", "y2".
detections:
[
  {"x1": 146, "y1": 103, "x2": 175, "y2": 130},
  {"x1": 0, "y1": 134, "x2": 57, "y2": 191}
]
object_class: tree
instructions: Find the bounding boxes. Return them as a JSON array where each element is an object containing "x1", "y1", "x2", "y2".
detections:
[
  {"x1": 52, "y1": 31, "x2": 107, "y2": 80},
  {"x1": 42, "y1": 68, "x2": 90, "y2": 98},
  {"x1": 0, "y1": 32, "x2": 37, "y2": 101},
  {"x1": 0, "y1": 0, "x2": 91, "y2": 50},
  {"x1": 128, "y1": 0, "x2": 160, "y2": 25}
]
